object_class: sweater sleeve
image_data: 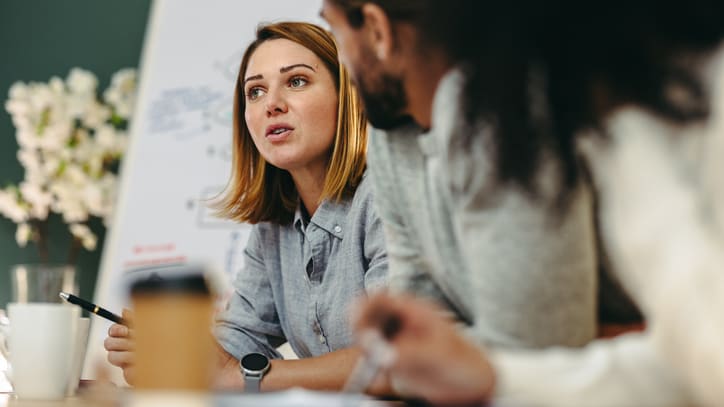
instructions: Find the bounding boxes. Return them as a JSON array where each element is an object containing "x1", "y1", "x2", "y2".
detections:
[{"x1": 490, "y1": 332, "x2": 693, "y2": 407}]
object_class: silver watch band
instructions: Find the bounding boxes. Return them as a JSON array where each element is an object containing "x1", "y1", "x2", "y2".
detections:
[
  {"x1": 240, "y1": 353, "x2": 270, "y2": 393},
  {"x1": 243, "y1": 373, "x2": 263, "y2": 393}
]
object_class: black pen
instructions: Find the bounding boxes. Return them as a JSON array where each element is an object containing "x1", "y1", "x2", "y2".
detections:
[{"x1": 59, "y1": 292, "x2": 125, "y2": 325}]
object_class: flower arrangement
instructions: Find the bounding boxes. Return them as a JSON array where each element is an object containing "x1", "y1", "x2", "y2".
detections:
[{"x1": 0, "y1": 68, "x2": 136, "y2": 264}]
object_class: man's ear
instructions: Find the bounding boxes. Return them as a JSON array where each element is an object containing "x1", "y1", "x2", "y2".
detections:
[{"x1": 360, "y1": 3, "x2": 394, "y2": 61}]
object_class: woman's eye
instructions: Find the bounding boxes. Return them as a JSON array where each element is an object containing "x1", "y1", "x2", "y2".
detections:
[
  {"x1": 289, "y1": 77, "x2": 308, "y2": 88},
  {"x1": 246, "y1": 87, "x2": 264, "y2": 100}
]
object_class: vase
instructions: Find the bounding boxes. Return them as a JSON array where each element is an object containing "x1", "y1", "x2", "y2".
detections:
[{"x1": 9, "y1": 264, "x2": 77, "y2": 304}]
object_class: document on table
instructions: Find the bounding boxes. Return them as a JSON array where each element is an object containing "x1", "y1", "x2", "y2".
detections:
[{"x1": 214, "y1": 388, "x2": 396, "y2": 406}]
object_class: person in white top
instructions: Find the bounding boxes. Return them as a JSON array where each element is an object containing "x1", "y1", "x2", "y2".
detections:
[{"x1": 322, "y1": 0, "x2": 724, "y2": 405}]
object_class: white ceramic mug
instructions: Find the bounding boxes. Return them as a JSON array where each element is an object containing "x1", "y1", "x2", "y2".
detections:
[
  {"x1": 4, "y1": 303, "x2": 80, "y2": 400},
  {"x1": 66, "y1": 317, "x2": 90, "y2": 396}
]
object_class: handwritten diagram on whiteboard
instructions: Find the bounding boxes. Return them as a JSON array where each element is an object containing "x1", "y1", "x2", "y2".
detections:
[{"x1": 85, "y1": 0, "x2": 324, "y2": 381}]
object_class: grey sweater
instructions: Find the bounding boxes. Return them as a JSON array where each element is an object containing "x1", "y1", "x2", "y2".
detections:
[{"x1": 366, "y1": 68, "x2": 598, "y2": 348}]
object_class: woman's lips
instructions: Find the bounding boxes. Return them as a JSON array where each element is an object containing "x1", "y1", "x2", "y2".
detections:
[
  {"x1": 266, "y1": 124, "x2": 294, "y2": 142},
  {"x1": 266, "y1": 128, "x2": 292, "y2": 142}
]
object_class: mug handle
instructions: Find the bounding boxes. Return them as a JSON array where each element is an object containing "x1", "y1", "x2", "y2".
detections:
[
  {"x1": 0, "y1": 310, "x2": 12, "y2": 385},
  {"x1": 0, "y1": 310, "x2": 9, "y2": 359}
]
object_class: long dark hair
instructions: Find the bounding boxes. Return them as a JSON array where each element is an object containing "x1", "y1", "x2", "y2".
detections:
[{"x1": 331, "y1": 0, "x2": 724, "y2": 200}]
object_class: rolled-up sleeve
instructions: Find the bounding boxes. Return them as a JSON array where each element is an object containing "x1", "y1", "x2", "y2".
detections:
[{"x1": 215, "y1": 226, "x2": 285, "y2": 360}]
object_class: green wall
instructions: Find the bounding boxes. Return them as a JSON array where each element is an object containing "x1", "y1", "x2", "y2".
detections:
[{"x1": 0, "y1": 1, "x2": 151, "y2": 309}]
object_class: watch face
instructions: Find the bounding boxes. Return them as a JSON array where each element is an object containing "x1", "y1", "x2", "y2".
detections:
[{"x1": 241, "y1": 352, "x2": 269, "y2": 372}]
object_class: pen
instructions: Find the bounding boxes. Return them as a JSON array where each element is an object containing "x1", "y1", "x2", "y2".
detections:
[
  {"x1": 343, "y1": 312, "x2": 401, "y2": 394},
  {"x1": 59, "y1": 292, "x2": 125, "y2": 325}
]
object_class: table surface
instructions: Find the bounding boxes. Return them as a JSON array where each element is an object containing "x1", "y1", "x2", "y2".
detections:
[
  {"x1": 1, "y1": 394, "x2": 93, "y2": 407},
  {"x1": 0, "y1": 388, "x2": 411, "y2": 407}
]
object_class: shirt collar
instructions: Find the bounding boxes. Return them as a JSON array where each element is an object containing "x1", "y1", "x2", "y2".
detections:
[
  {"x1": 293, "y1": 205, "x2": 306, "y2": 233},
  {"x1": 418, "y1": 67, "x2": 467, "y2": 156},
  {"x1": 292, "y1": 197, "x2": 350, "y2": 239},
  {"x1": 431, "y1": 66, "x2": 466, "y2": 136}
]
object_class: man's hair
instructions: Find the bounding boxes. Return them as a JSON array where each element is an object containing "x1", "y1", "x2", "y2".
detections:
[
  {"x1": 214, "y1": 22, "x2": 367, "y2": 224},
  {"x1": 329, "y1": 0, "x2": 724, "y2": 202}
]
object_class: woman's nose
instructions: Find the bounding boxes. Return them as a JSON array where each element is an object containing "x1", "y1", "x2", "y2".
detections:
[{"x1": 265, "y1": 90, "x2": 288, "y2": 117}]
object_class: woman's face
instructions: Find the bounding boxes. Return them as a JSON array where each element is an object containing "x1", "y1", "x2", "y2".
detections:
[{"x1": 243, "y1": 39, "x2": 338, "y2": 175}]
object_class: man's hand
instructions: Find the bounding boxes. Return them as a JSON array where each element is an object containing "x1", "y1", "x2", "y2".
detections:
[{"x1": 352, "y1": 293, "x2": 496, "y2": 405}]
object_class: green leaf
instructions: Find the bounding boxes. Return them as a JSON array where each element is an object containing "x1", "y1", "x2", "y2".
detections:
[
  {"x1": 56, "y1": 160, "x2": 67, "y2": 176},
  {"x1": 35, "y1": 108, "x2": 51, "y2": 135}
]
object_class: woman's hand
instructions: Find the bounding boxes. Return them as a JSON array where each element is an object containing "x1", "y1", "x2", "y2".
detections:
[
  {"x1": 352, "y1": 293, "x2": 496, "y2": 405},
  {"x1": 103, "y1": 309, "x2": 135, "y2": 385}
]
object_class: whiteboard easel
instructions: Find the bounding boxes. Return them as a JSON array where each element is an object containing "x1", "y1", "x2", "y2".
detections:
[{"x1": 84, "y1": 0, "x2": 324, "y2": 383}]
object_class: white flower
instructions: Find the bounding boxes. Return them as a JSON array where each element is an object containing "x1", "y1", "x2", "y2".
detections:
[
  {"x1": 66, "y1": 69, "x2": 99, "y2": 120},
  {"x1": 0, "y1": 188, "x2": 29, "y2": 223},
  {"x1": 41, "y1": 153, "x2": 62, "y2": 178},
  {"x1": 114, "y1": 130, "x2": 129, "y2": 154},
  {"x1": 28, "y1": 82, "x2": 63, "y2": 116},
  {"x1": 17, "y1": 149, "x2": 41, "y2": 173},
  {"x1": 63, "y1": 163, "x2": 89, "y2": 185},
  {"x1": 58, "y1": 200, "x2": 88, "y2": 223},
  {"x1": 70, "y1": 129, "x2": 94, "y2": 163},
  {"x1": 102, "y1": 205, "x2": 115, "y2": 228},
  {"x1": 19, "y1": 181, "x2": 52, "y2": 220},
  {"x1": 48, "y1": 77, "x2": 64, "y2": 94},
  {"x1": 5, "y1": 97, "x2": 30, "y2": 118},
  {"x1": 15, "y1": 129, "x2": 41, "y2": 149},
  {"x1": 50, "y1": 182, "x2": 88, "y2": 223},
  {"x1": 97, "y1": 174, "x2": 119, "y2": 226},
  {"x1": 82, "y1": 101, "x2": 110, "y2": 129},
  {"x1": 15, "y1": 223, "x2": 32, "y2": 247},
  {"x1": 2, "y1": 67, "x2": 135, "y2": 254},
  {"x1": 95, "y1": 124, "x2": 128, "y2": 156},
  {"x1": 104, "y1": 68, "x2": 137, "y2": 119},
  {"x1": 37, "y1": 121, "x2": 74, "y2": 151},
  {"x1": 66, "y1": 68, "x2": 98, "y2": 96},
  {"x1": 8, "y1": 81, "x2": 29, "y2": 100},
  {"x1": 95, "y1": 124, "x2": 116, "y2": 150},
  {"x1": 69, "y1": 223, "x2": 97, "y2": 251},
  {"x1": 24, "y1": 166, "x2": 47, "y2": 186},
  {"x1": 82, "y1": 183, "x2": 104, "y2": 216}
]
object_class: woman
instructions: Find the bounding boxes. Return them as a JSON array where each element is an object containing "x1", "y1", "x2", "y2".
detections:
[
  {"x1": 349, "y1": 2, "x2": 724, "y2": 406},
  {"x1": 105, "y1": 22, "x2": 389, "y2": 392}
]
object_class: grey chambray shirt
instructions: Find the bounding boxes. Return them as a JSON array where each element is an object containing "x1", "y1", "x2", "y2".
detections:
[{"x1": 215, "y1": 173, "x2": 388, "y2": 360}]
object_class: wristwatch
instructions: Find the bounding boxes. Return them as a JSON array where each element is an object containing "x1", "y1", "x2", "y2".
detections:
[{"x1": 240, "y1": 352, "x2": 270, "y2": 393}]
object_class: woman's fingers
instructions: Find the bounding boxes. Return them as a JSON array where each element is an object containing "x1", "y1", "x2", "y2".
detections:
[
  {"x1": 104, "y1": 335, "x2": 134, "y2": 352},
  {"x1": 108, "y1": 323, "x2": 131, "y2": 338},
  {"x1": 106, "y1": 349, "x2": 135, "y2": 368}
]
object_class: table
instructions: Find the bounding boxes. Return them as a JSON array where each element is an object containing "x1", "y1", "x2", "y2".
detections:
[
  {"x1": 1, "y1": 394, "x2": 96, "y2": 407},
  {"x1": 1, "y1": 388, "x2": 410, "y2": 407}
]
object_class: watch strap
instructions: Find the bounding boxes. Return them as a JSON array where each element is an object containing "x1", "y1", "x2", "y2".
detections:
[
  {"x1": 243, "y1": 373, "x2": 263, "y2": 393},
  {"x1": 240, "y1": 353, "x2": 270, "y2": 393}
]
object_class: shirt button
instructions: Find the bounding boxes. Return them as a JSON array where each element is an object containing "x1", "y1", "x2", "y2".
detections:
[
  {"x1": 318, "y1": 335, "x2": 326, "y2": 344},
  {"x1": 333, "y1": 225, "x2": 342, "y2": 233}
]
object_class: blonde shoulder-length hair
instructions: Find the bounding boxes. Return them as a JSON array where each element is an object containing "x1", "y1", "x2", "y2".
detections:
[{"x1": 214, "y1": 22, "x2": 367, "y2": 225}]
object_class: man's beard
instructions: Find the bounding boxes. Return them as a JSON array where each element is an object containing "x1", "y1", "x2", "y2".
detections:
[{"x1": 354, "y1": 49, "x2": 414, "y2": 130}]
